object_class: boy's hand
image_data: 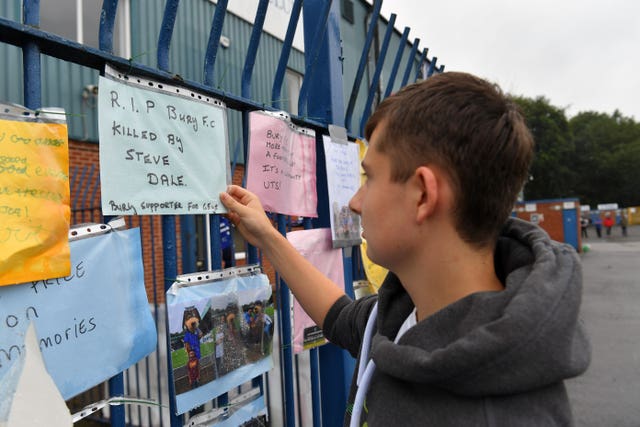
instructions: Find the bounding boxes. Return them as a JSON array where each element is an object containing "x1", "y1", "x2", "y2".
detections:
[{"x1": 220, "y1": 185, "x2": 278, "y2": 249}]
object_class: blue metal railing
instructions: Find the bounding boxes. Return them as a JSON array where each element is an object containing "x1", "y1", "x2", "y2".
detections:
[{"x1": 0, "y1": 0, "x2": 443, "y2": 425}]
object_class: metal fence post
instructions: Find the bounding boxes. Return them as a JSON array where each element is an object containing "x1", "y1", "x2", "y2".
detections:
[{"x1": 302, "y1": 2, "x2": 357, "y2": 426}]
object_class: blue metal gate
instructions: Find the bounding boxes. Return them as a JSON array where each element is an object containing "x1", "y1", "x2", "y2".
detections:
[{"x1": 0, "y1": 1, "x2": 442, "y2": 425}]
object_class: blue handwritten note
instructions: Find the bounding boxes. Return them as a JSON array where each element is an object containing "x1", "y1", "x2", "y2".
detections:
[
  {"x1": 98, "y1": 73, "x2": 230, "y2": 215},
  {"x1": 0, "y1": 228, "x2": 157, "y2": 401}
]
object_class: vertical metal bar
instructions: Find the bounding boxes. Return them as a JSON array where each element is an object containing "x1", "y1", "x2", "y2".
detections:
[
  {"x1": 359, "y1": 14, "x2": 396, "y2": 136},
  {"x1": 427, "y1": 57, "x2": 438, "y2": 78},
  {"x1": 295, "y1": 353, "x2": 302, "y2": 425},
  {"x1": 149, "y1": 218, "x2": 166, "y2": 427},
  {"x1": 297, "y1": 0, "x2": 334, "y2": 118},
  {"x1": 309, "y1": 348, "x2": 321, "y2": 427},
  {"x1": 99, "y1": 0, "x2": 119, "y2": 53},
  {"x1": 383, "y1": 27, "x2": 410, "y2": 99},
  {"x1": 134, "y1": 361, "x2": 142, "y2": 425},
  {"x1": 162, "y1": 216, "x2": 182, "y2": 426},
  {"x1": 241, "y1": 0, "x2": 269, "y2": 265},
  {"x1": 300, "y1": 218, "x2": 322, "y2": 427},
  {"x1": 203, "y1": 0, "x2": 228, "y2": 87},
  {"x1": 135, "y1": 219, "x2": 155, "y2": 426},
  {"x1": 241, "y1": 0, "x2": 269, "y2": 100},
  {"x1": 108, "y1": 376, "x2": 125, "y2": 427},
  {"x1": 302, "y1": 2, "x2": 355, "y2": 424},
  {"x1": 22, "y1": 0, "x2": 41, "y2": 110},
  {"x1": 271, "y1": 0, "x2": 303, "y2": 109},
  {"x1": 343, "y1": 0, "x2": 382, "y2": 132},
  {"x1": 400, "y1": 38, "x2": 420, "y2": 88},
  {"x1": 205, "y1": 214, "x2": 212, "y2": 269},
  {"x1": 241, "y1": 115, "x2": 259, "y2": 264},
  {"x1": 275, "y1": 215, "x2": 296, "y2": 426},
  {"x1": 180, "y1": 216, "x2": 197, "y2": 273},
  {"x1": 157, "y1": 0, "x2": 180, "y2": 72},
  {"x1": 414, "y1": 47, "x2": 428, "y2": 82},
  {"x1": 209, "y1": 215, "x2": 222, "y2": 269}
]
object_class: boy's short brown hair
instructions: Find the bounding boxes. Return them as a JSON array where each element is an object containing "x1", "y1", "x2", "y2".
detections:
[{"x1": 365, "y1": 72, "x2": 534, "y2": 248}]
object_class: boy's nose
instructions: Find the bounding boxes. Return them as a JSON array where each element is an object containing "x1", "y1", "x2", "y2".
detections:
[{"x1": 349, "y1": 187, "x2": 363, "y2": 214}]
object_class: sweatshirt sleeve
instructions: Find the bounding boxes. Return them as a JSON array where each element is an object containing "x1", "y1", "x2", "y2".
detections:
[{"x1": 322, "y1": 294, "x2": 378, "y2": 358}]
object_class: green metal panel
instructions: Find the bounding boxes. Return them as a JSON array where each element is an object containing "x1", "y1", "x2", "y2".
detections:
[
  {"x1": 130, "y1": 1, "x2": 306, "y2": 162},
  {"x1": 2, "y1": 0, "x2": 410, "y2": 144},
  {"x1": 0, "y1": 1, "x2": 100, "y2": 141},
  {"x1": 0, "y1": 1, "x2": 24, "y2": 105},
  {"x1": 1, "y1": 1, "x2": 307, "y2": 146},
  {"x1": 41, "y1": 58, "x2": 101, "y2": 142}
]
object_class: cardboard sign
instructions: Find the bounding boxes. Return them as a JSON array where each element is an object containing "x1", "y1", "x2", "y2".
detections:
[
  {"x1": 246, "y1": 111, "x2": 317, "y2": 217},
  {"x1": 98, "y1": 70, "x2": 230, "y2": 215},
  {"x1": 0, "y1": 227, "x2": 156, "y2": 401},
  {"x1": 0, "y1": 104, "x2": 70, "y2": 286}
]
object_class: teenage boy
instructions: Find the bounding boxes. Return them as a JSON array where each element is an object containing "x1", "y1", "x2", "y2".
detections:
[{"x1": 220, "y1": 72, "x2": 590, "y2": 426}]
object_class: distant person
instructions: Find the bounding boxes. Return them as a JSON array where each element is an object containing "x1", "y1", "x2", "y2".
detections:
[
  {"x1": 593, "y1": 216, "x2": 603, "y2": 238},
  {"x1": 620, "y1": 212, "x2": 628, "y2": 237},
  {"x1": 214, "y1": 316, "x2": 225, "y2": 378},
  {"x1": 603, "y1": 214, "x2": 614, "y2": 236},
  {"x1": 580, "y1": 216, "x2": 589, "y2": 238},
  {"x1": 220, "y1": 72, "x2": 590, "y2": 426}
]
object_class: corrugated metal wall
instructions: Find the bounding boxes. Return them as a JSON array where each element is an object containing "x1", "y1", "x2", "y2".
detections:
[
  {"x1": 130, "y1": 0, "x2": 307, "y2": 163},
  {"x1": 1, "y1": 0, "x2": 307, "y2": 153},
  {"x1": 0, "y1": 3, "x2": 24, "y2": 105},
  {"x1": 1, "y1": 0, "x2": 423, "y2": 147}
]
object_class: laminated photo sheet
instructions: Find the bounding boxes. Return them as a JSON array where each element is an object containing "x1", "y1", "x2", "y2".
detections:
[
  {"x1": 166, "y1": 267, "x2": 274, "y2": 415},
  {"x1": 187, "y1": 382, "x2": 267, "y2": 427},
  {"x1": 246, "y1": 110, "x2": 317, "y2": 217},
  {"x1": 322, "y1": 134, "x2": 362, "y2": 248},
  {"x1": 0, "y1": 226, "x2": 156, "y2": 422},
  {"x1": 287, "y1": 228, "x2": 345, "y2": 353},
  {"x1": 0, "y1": 103, "x2": 71, "y2": 286}
]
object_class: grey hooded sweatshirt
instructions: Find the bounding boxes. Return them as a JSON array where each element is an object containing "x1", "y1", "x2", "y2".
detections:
[{"x1": 323, "y1": 217, "x2": 591, "y2": 426}]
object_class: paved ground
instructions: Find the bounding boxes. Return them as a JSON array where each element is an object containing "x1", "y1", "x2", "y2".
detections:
[{"x1": 567, "y1": 225, "x2": 640, "y2": 426}]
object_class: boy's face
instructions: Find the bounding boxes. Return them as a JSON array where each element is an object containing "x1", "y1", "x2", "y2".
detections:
[{"x1": 349, "y1": 121, "x2": 415, "y2": 270}]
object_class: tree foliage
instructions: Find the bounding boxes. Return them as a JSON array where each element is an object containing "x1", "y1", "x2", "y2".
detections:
[
  {"x1": 513, "y1": 96, "x2": 576, "y2": 200},
  {"x1": 511, "y1": 97, "x2": 640, "y2": 208}
]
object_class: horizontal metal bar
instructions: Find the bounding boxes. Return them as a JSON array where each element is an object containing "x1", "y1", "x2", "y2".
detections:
[{"x1": 0, "y1": 17, "x2": 331, "y2": 130}]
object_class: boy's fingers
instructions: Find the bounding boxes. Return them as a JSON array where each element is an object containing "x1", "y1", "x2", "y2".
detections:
[{"x1": 220, "y1": 192, "x2": 238, "y2": 211}]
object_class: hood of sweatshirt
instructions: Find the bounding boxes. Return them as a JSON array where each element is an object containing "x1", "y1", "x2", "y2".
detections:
[{"x1": 370, "y1": 217, "x2": 591, "y2": 396}]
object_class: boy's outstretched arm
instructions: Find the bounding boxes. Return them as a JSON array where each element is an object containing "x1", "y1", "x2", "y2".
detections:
[{"x1": 220, "y1": 185, "x2": 346, "y2": 328}]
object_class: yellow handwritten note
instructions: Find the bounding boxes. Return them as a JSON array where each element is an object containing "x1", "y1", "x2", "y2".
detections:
[{"x1": 0, "y1": 107, "x2": 71, "y2": 286}]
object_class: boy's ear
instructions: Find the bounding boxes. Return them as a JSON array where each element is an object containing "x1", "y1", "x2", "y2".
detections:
[{"x1": 414, "y1": 166, "x2": 438, "y2": 223}]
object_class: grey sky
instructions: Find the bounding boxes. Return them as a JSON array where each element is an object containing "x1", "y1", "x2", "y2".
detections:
[{"x1": 381, "y1": 0, "x2": 640, "y2": 120}]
